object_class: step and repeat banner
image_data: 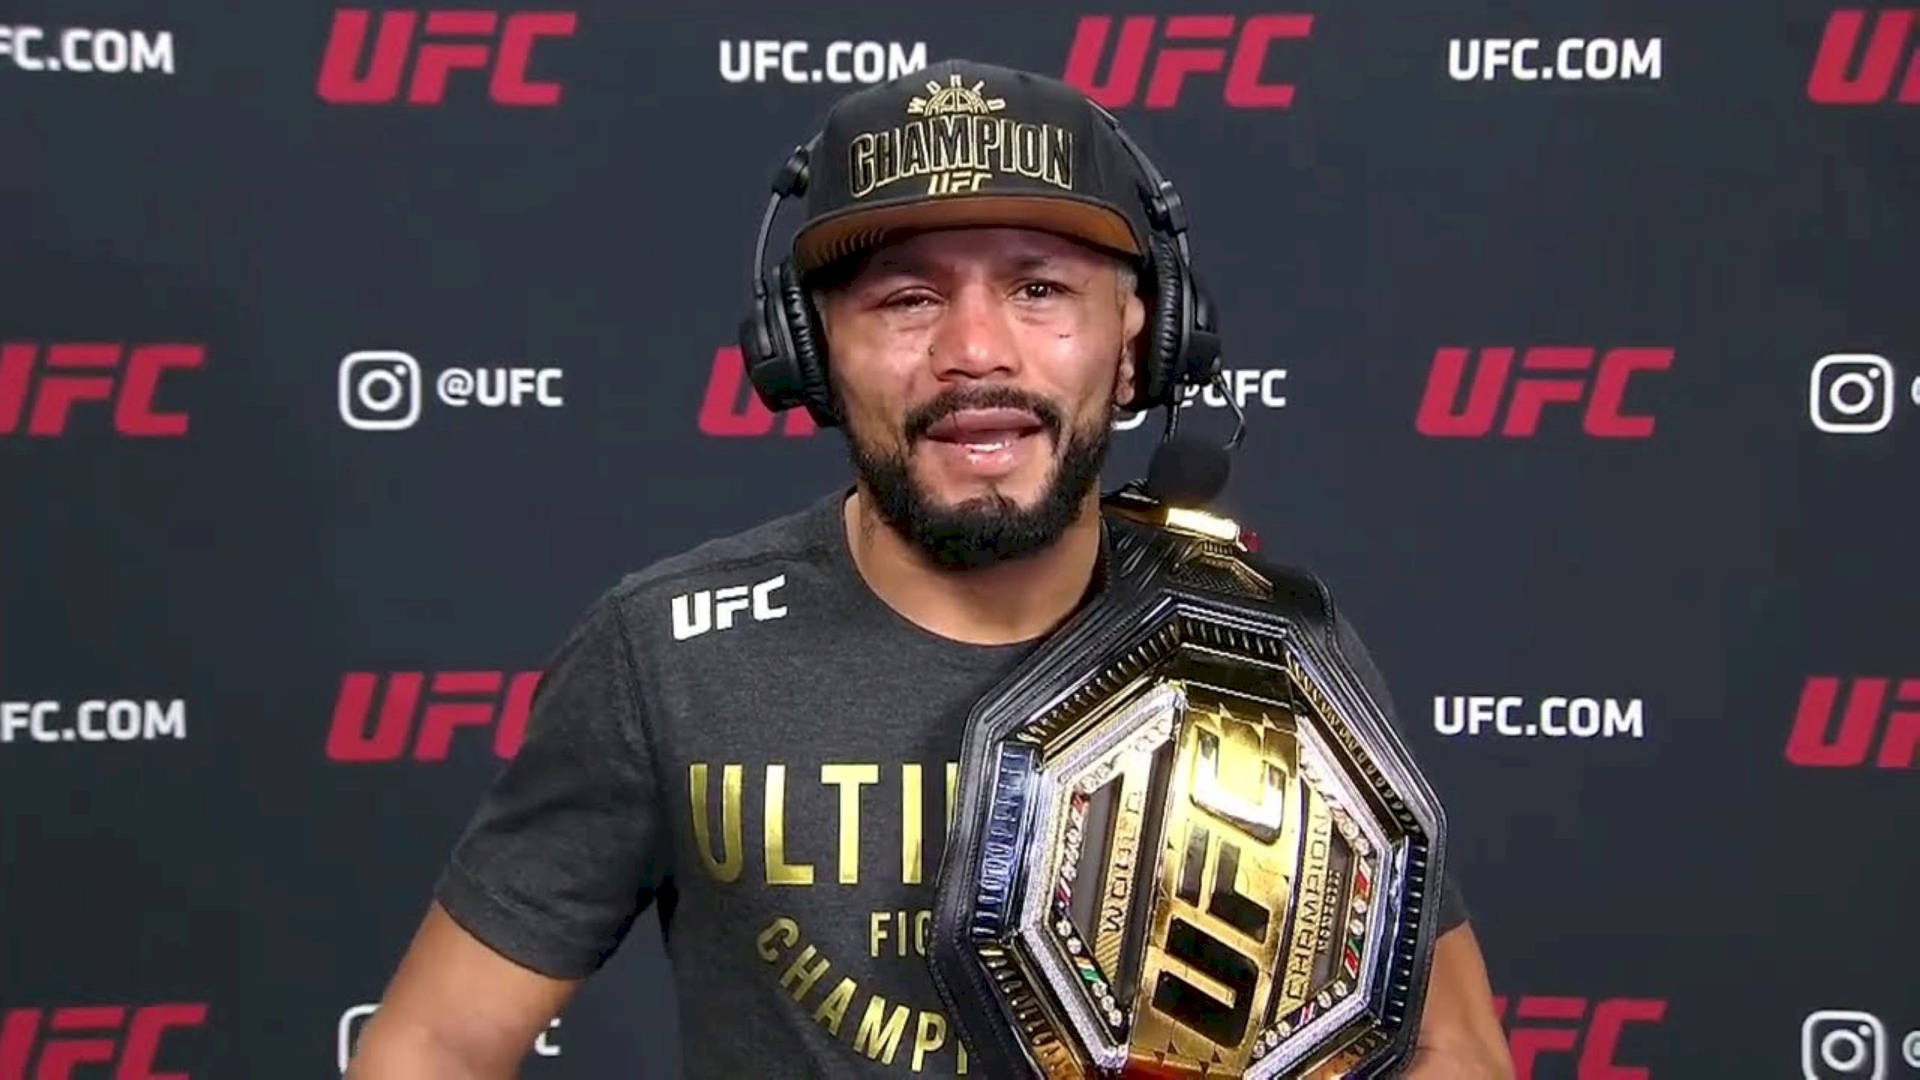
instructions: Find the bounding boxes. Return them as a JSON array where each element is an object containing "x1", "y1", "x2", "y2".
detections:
[{"x1": 3, "y1": 1, "x2": 1914, "y2": 1076}]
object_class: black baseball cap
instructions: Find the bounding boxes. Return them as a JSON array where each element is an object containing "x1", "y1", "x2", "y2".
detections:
[{"x1": 789, "y1": 58, "x2": 1153, "y2": 281}]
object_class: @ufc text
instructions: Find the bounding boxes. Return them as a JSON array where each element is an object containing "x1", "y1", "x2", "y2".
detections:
[{"x1": 337, "y1": 349, "x2": 563, "y2": 431}]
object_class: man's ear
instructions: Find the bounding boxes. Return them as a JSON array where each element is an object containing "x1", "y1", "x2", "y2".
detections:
[
  {"x1": 1122, "y1": 287, "x2": 1147, "y2": 343},
  {"x1": 1114, "y1": 291, "x2": 1147, "y2": 408},
  {"x1": 808, "y1": 289, "x2": 829, "y2": 346}
]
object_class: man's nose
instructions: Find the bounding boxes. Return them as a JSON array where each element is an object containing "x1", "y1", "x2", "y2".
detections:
[{"x1": 929, "y1": 283, "x2": 1018, "y2": 381}]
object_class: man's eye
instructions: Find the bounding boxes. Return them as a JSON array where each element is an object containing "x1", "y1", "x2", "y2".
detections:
[
  {"x1": 884, "y1": 291, "x2": 937, "y2": 310},
  {"x1": 1019, "y1": 281, "x2": 1063, "y2": 300}
]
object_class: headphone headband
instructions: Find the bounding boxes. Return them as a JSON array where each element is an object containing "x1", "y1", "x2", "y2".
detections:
[
  {"x1": 1086, "y1": 102, "x2": 1193, "y2": 257},
  {"x1": 748, "y1": 134, "x2": 823, "y2": 304}
]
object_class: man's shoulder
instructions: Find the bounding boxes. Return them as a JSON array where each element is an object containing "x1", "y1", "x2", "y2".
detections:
[
  {"x1": 598, "y1": 489, "x2": 841, "y2": 623},
  {"x1": 1231, "y1": 543, "x2": 1393, "y2": 713}
]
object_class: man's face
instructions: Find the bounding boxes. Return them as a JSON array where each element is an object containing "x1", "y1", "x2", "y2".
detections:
[{"x1": 817, "y1": 226, "x2": 1147, "y2": 570}]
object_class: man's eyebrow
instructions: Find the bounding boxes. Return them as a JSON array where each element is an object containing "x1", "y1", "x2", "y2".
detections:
[
  {"x1": 1004, "y1": 252, "x2": 1066, "y2": 275},
  {"x1": 860, "y1": 251, "x2": 933, "y2": 278}
]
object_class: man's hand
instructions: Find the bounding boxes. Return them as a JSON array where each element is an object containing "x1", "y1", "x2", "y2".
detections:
[{"x1": 1402, "y1": 923, "x2": 1514, "y2": 1079}]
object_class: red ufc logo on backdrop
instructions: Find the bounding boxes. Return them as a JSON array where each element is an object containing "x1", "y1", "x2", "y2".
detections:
[
  {"x1": 1785, "y1": 675, "x2": 1920, "y2": 768},
  {"x1": 0, "y1": 343, "x2": 202, "y2": 438},
  {"x1": 1807, "y1": 9, "x2": 1920, "y2": 104},
  {"x1": 698, "y1": 346, "x2": 817, "y2": 437},
  {"x1": 1415, "y1": 346, "x2": 1672, "y2": 439},
  {"x1": 316, "y1": 9, "x2": 578, "y2": 106},
  {"x1": 1063, "y1": 14, "x2": 1312, "y2": 109},
  {"x1": 0, "y1": 1003, "x2": 207, "y2": 1080},
  {"x1": 326, "y1": 671, "x2": 542, "y2": 763},
  {"x1": 1494, "y1": 995, "x2": 1665, "y2": 1079}
]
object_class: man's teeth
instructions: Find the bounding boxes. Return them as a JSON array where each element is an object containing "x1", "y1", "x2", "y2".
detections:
[{"x1": 938, "y1": 428, "x2": 1032, "y2": 453}]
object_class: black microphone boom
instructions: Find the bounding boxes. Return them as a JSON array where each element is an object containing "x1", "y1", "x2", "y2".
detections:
[
  {"x1": 1139, "y1": 367, "x2": 1247, "y2": 508},
  {"x1": 1103, "y1": 369, "x2": 1246, "y2": 519}
]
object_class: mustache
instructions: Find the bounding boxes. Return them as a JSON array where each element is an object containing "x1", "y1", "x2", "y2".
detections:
[{"x1": 902, "y1": 385, "x2": 1065, "y2": 443}]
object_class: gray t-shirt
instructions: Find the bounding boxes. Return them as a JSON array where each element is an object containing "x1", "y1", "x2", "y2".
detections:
[{"x1": 434, "y1": 485, "x2": 1468, "y2": 1077}]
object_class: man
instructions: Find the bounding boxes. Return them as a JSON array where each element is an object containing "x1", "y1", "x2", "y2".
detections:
[{"x1": 348, "y1": 59, "x2": 1510, "y2": 1079}]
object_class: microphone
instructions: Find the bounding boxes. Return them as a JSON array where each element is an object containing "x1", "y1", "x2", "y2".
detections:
[
  {"x1": 1144, "y1": 434, "x2": 1231, "y2": 508},
  {"x1": 1102, "y1": 370, "x2": 1249, "y2": 541},
  {"x1": 1140, "y1": 368, "x2": 1246, "y2": 508}
]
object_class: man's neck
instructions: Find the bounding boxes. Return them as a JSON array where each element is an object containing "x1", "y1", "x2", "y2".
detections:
[{"x1": 843, "y1": 485, "x2": 1104, "y2": 647}]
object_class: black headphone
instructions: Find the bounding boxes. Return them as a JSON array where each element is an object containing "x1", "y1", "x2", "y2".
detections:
[{"x1": 736, "y1": 102, "x2": 1222, "y2": 430}]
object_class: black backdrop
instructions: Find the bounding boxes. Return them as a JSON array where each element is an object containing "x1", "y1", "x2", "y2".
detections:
[{"x1": 3, "y1": 1, "x2": 1916, "y2": 1077}]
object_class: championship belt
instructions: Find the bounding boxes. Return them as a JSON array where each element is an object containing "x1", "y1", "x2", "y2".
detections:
[{"x1": 929, "y1": 490, "x2": 1448, "y2": 1079}]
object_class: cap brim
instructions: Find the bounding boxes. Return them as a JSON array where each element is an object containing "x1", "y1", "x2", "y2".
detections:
[{"x1": 792, "y1": 194, "x2": 1142, "y2": 278}]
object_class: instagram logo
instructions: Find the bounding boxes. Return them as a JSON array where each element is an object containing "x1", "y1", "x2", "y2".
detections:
[
  {"x1": 1809, "y1": 354, "x2": 1895, "y2": 435},
  {"x1": 337, "y1": 1003, "x2": 378, "y2": 1071},
  {"x1": 338, "y1": 350, "x2": 422, "y2": 431},
  {"x1": 1801, "y1": 1009, "x2": 1920, "y2": 1079}
]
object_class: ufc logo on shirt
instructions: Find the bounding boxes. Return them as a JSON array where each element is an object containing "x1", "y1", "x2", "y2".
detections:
[{"x1": 672, "y1": 574, "x2": 788, "y2": 641}]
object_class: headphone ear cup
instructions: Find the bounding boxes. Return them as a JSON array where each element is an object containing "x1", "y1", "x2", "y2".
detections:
[
  {"x1": 1138, "y1": 234, "x2": 1187, "y2": 409},
  {"x1": 739, "y1": 291, "x2": 800, "y2": 411},
  {"x1": 1182, "y1": 266, "x2": 1222, "y2": 385},
  {"x1": 776, "y1": 261, "x2": 840, "y2": 427}
]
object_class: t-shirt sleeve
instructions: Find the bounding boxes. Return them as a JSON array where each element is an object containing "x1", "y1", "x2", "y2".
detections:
[
  {"x1": 1328, "y1": 603, "x2": 1472, "y2": 936},
  {"x1": 432, "y1": 590, "x2": 670, "y2": 979}
]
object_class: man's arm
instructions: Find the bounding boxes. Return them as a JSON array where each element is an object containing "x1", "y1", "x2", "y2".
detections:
[
  {"x1": 1406, "y1": 922, "x2": 1514, "y2": 1078},
  {"x1": 346, "y1": 903, "x2": 578, "y2": 1078},
  {"x1": 347, "y1": 589, "x2": 668, "y2": 1076}
]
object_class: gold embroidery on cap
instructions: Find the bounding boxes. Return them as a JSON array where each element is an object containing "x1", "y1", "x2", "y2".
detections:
[
  {"x1": 908, "y1": 75, "x2": 1005, "y2": 116},
  {"x1": 845, "y1": 73, "x2": 1074, "y2": 200}
]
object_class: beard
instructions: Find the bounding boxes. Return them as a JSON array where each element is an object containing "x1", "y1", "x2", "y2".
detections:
[{"x1": 843, "y1": 382, "x2": 1115, "y2": 572}]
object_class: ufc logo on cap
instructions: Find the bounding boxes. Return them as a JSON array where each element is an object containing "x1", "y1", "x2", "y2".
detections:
[{"x1": 671, "y1": 574, "x2": 788, "y2": 641}]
